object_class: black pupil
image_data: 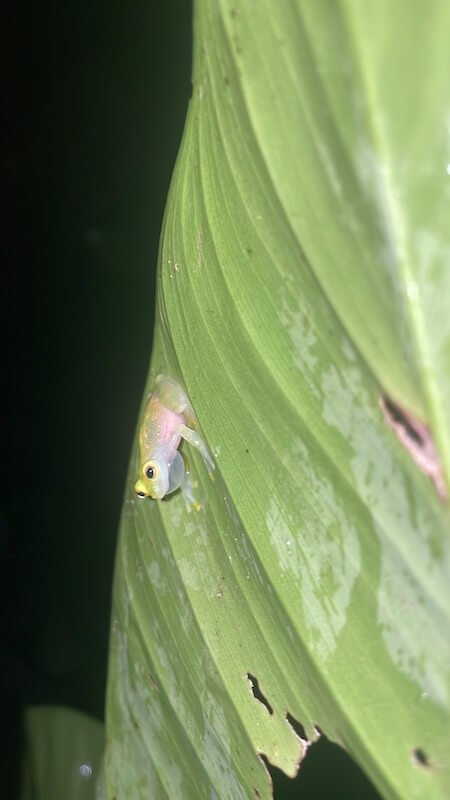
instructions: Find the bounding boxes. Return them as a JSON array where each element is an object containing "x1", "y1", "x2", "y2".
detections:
[{"x1": 146, "y1": 466, "x2": 154, "y2": 479}]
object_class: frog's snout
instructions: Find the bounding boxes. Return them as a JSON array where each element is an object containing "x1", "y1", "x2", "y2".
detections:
[{"x1": 134, "y1": 479, "x2": 149, "y2": 499}]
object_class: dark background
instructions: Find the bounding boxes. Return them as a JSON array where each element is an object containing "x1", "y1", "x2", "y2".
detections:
[{"x1": 2, "y1": 2, "x2": 380, "y2": 798}]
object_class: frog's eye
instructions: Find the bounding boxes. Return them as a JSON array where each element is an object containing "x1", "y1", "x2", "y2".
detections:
[{"x1": 143, "y1": 461, "x2": 159, "y2": 481}]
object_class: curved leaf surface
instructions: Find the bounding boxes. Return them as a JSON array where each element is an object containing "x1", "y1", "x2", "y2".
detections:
[{"x1": 103, "y1": 3, "x2": 450, "y2": 799}]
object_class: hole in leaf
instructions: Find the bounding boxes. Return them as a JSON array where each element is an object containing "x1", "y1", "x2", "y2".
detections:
[
  {"x1": 253, "y1": 788, "x2": 262, "y2": 799},
  {"x1": 247, "y1": 673, "x2": 273, "y2": 715},
  {"x1": 412, "y1": 748, "x2": 431, "y2": 768},
  {"x1": 286, "y1": 712, "x2": 309, "y2": 741},
  {"x1": 268, "y1": 733, "x2": 382, "y2": 799},
  {"x1": 380, "y1": 395, "x2": 447, "y2": 500}
]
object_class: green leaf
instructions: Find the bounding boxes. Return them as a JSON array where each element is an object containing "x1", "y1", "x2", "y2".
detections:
[
  {"x1": 103, "y1": 2, "x2": 450, "y2": 799},
  {"x1": 20, "y1": 706, "x2": 104, "y2": 800}
]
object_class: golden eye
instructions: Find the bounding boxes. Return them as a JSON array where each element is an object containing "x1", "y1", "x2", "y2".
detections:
[{"x1": 143, "y1": 461, "x2": 159, "y2": 481}]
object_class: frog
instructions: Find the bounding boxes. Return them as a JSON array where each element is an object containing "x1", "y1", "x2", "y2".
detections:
[{"x1": 134, "y1": 374, "x2": 214, "y2": 510}]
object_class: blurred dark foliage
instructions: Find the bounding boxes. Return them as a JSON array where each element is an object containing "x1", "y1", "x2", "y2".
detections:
[{"x1": 2, "y1": 1, "x2": 191, "y2": 794}]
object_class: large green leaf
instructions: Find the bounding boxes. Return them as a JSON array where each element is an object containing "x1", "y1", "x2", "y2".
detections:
[{"x1": 102, "y1": 2, "x2": 450, "y2": 799}]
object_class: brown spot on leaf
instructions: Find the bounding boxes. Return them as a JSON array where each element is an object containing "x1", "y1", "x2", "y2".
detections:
[
  {"x1": 380, "y1": 396, "x2": 447, "y2": 500},
  {"x1": 412, "y1": 748, "x2": 431, "y2": 768}
]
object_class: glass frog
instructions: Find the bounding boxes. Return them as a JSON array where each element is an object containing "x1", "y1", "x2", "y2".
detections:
[{"x1": 134, "y1": 374, "x2": 214, "y2": 510}]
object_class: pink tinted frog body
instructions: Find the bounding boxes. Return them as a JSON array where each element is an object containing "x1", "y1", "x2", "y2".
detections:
[{"x1": 134, "y1": 374, "x2": 214, "y2": 509}]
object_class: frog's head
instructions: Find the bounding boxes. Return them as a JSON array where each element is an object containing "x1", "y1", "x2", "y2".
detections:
[{"x1": 134, "y1": 456, "x2": 169, "y2": 500}]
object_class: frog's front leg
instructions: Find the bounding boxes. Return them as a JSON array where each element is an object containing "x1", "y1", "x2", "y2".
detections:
[
  {"x1": 167, "y1": 451, "x2": 201, "y2": 512},
  {"x1": 176, "y1": 423, "x2": 215, "y2": 476},
  {"x1": 181, "y1": 469, "x2": 202, "y2": 513}
]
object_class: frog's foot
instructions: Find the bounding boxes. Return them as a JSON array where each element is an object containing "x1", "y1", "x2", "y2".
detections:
[
  {"x1": 184, "y1": 494, "x2": 202, "y2": 513},
  {"x1": 181, "y1": 470, "x2": 202, "y2": 512}
]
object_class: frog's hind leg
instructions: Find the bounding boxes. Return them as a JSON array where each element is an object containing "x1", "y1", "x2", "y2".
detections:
[
  {"x1": 177, "y1": 423, "x2": 215, "y2": 476},
  {"x1": 155, "y1": 374, "x2": 196, "y2": 422}
]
